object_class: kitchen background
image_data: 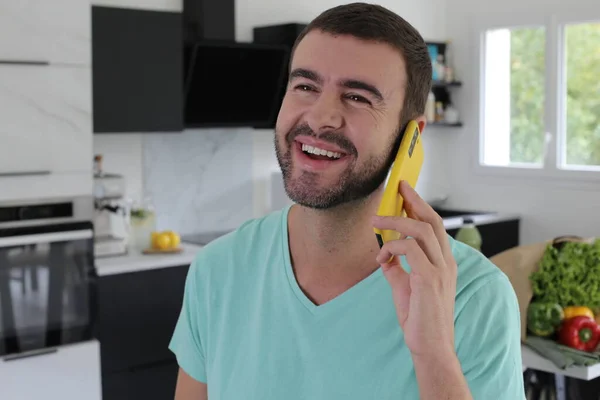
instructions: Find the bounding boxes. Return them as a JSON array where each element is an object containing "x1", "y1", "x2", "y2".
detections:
[
  {"x1": 92, "y1": 0, "x2": 450, "y2": 237},
  {"x1": 1, "y1": 0, "x2": 599, "y2": 399},
  {"x1": 90, "y1": 0, "x2": 600, "y2": 245}
]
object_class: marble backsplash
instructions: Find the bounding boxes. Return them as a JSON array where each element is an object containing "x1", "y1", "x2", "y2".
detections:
[
  {"x1": 142, "y1": 128, "x2": 255, "y2": 235},
  {"x1": 140, "y1": 126, "x2": 450, "y2": 236}
]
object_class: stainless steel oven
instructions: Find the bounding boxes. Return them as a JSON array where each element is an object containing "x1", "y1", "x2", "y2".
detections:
[{"x1": 0, "y1": 196, "x2": 96, "y2": 359}]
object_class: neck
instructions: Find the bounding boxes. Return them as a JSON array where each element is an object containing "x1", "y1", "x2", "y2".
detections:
[{"x1": 288, "y1": 190, "x2": 383, "y2": 275}]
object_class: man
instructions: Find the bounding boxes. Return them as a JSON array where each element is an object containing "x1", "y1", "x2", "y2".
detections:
[{"x1": 169, "y1": 3, "x2": 525, "y2": 399}]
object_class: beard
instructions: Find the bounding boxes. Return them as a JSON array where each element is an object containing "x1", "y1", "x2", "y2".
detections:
[{"x1": 274, "y1": 122, "x2": 401, "y2": 210}]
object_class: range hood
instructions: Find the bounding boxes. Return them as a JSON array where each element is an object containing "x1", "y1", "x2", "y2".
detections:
[{"x1": 182, "y1": 0, "x2": 290, "y2": 129}]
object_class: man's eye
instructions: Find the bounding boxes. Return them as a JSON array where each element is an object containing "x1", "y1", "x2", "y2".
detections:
[
  {"x1": 346, "y1": 94, "x2": 370, "y2": 104},
  {"x1": 294, "y1": 84, "x2": 313, "y2": 92}
]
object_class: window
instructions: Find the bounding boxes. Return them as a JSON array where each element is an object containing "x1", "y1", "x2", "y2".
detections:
[
  {"x1": 479, "y1": 16, "x2": 600, "y2": 176},
  {"x1": 482, "y1": 26, "x2": 546, "y2": 167},
  {"x1": 562, "y1": 21, "x2": 600, "y2": 169}
]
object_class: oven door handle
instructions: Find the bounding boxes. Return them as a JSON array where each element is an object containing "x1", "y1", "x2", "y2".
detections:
[{"x1": 0, "y1": 229, "x2": 93, "y2": 248}]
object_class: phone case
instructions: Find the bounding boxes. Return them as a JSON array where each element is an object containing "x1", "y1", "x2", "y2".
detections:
[{"x1": 374, "y1": 120, "x2": 424, "y2": 248}]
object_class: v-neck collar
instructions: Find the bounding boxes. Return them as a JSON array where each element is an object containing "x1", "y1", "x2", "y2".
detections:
[{"x1": 280, "y1": 205, "x2": 384, "y2": 316}]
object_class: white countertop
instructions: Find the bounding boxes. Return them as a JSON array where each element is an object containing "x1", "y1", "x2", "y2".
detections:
[
  {"x1": 95, "y1": 243, "x2": 204, "y2": 276},
  {"x1": 93, "y1": 213, "x2": 518, "y2": 276},
  {"x1": 442, "y1": 212, "x2": 520, "y2": 230}
]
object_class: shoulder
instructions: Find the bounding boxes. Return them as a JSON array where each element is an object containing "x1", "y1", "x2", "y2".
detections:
[
  {"x1": 196, "y1": 206, "x2": 286, "y2": 261},
  {"x1": 449, "y1": 234, "x2": 522, "y2": 351},
  {"x1": 450, "y1": 235, "x2": 521, "y2": 334},
  {"x1": 449, "y1": 238, "x2": 525, "y2": 396},
  {"x1": 450, "y1": 235, "x2": 517, "y2": 308},
  {"x1": 186, "y1": 207, "x2": 288, "y2": 282}
]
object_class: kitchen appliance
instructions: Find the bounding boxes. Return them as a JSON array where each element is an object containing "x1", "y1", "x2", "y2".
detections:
[
  {"x1": 183, "y1": 40, "x2": 289, "y2": 128},
  {"x1": 0, "y1": 196, "x2": 101, "y2": 400},
  {"x1": 252, "y1": 23, "x2": 307, "y2": 129},
  {"x1": 183, "y1": 0, "x2": 289, "y2": 129},
  {"x1": 93, "y1": 158, "x2": 129, "y2": 257}
]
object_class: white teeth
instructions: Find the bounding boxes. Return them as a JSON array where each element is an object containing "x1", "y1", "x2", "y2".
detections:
[{"x1": 301, "y1": 144, "x2": 342, "y2": 159}]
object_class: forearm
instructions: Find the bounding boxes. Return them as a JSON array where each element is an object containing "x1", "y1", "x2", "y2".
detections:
[{"x1": 412, "y1": 351, "x2": 473, "y2": 400}]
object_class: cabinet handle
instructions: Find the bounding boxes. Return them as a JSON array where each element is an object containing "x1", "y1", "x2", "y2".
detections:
[
  {"x1": 0, "y1": 170, "x2": 51, "y2": 177},
  {"x1": 0, "y1": 60, "x2": 50, "y2": 66},
  {"x1": 3, "y1": 348, "x2": 58, "y2": 362}
]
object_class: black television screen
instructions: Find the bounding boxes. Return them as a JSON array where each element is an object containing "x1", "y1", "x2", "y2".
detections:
[{"x1": 183, "y1": 41, "x2": 290, "y2": 128}]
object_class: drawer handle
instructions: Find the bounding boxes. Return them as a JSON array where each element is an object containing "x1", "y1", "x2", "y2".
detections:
[
  {"x1": 3, "y1": 348, "x2": 58, "y2": 362},
  {"x1": 0, "y1": 60, "x2": 50, "y2": 66},
  {"x1": 0, "y1": 170, "x2": 51, "y2": 177}
]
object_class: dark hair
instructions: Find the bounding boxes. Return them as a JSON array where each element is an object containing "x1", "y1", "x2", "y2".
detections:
[{"x1": 291, "y1": 2, "x2": 432, "y2": 127}]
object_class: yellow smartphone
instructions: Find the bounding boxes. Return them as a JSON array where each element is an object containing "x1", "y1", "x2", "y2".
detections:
[{"x1": 374, "y1": 120, "x2": 424, "y2": 248}]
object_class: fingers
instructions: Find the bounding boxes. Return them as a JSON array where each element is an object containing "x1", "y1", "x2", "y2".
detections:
[
  {"x1": 399, "y1": 181, "x2": 453, "y2": 261},
  {"x1": 376, "y1": 237, "x2": 433, "y2": 274},
  {"x1": 372, "y1": 214, "x2": 445, "y2": 267}
]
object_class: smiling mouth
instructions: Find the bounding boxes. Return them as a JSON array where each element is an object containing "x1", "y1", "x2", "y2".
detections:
[{"x1": 300, "y1": 143, "x2": 345, "y2": 160}]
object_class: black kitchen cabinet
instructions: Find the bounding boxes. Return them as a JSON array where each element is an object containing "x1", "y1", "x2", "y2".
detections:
[
  {"x1": 92, "y1": 6, "x2": 184, "y2": 133},
  {"x1": 446, "y1": 218, "x2": 520, "y2": 258},
  {"x1": 102, "y1": 361, "x2": 179, "y2": 400},
  {"x1": 96, "y1": 265, "x2": 189, "y2": 400}
]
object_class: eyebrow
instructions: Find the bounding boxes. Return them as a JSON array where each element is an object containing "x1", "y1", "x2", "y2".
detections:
[
  {"x1": 289, "y1": 68, "x2": 384, "y2": 103},
  {"x1": 341, "y1": 79, "x2": 383, "y2": 102},
  {"x1": 289, "y1": 68, "x2": 321, "y2": 83}
]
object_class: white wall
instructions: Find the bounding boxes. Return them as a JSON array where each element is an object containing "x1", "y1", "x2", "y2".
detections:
[
  {"x1": 94, "y1": 0, "x2": 452, "y2": 221},
  {"x1": 444, "y1": 0, "x2": 600, "y2": 244},
  {"x1": 93, "y1": 134, "x2": 144, "y2": 202},
  {"x1": 235, "y1": 0, "x2": 447, "y2": 42}
]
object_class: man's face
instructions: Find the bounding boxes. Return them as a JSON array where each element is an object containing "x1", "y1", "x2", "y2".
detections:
[{"x1": 274, "y1": 30, "x2": 409, "y2": 209}]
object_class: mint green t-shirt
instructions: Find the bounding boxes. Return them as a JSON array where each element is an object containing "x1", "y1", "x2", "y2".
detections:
[{"x1": 169, "y1": 206, "x2": 525, "y2": 399}]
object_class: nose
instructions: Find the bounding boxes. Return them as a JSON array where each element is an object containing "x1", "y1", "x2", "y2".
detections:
[{"x1": 305, "y1": 90, "x2": 344, "y2": 134}]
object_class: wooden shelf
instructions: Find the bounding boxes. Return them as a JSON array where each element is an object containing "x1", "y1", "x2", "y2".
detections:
[
  {"x1": 521, "y1": 345, "x2": 600, "y2": 381},
  {"x1": 429, "y1": 121, "x2": 463, "y2": 127}
]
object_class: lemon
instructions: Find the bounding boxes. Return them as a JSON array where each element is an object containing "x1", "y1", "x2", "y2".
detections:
[
  {"x1": 154, "y1": 232, "x2": 172, "y2": 250},
  {"x1": 151, "y1": 231, "x2": 161, "y2": 249},
  {"x1": 166, "y1": 231, "x2": 181, "y2": 248}
]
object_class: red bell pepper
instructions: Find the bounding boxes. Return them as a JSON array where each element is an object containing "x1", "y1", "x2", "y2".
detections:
[{"x1": 558, "y1": 316, "x2": 600, "y2": 352}]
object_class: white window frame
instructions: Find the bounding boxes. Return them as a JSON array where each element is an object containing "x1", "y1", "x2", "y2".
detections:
[{"x1": 472, "y1": 7, "x2": 600, "y2": 184}]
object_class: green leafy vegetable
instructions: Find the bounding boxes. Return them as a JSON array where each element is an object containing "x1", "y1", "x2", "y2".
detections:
[{"x1": 530, "y1": 239, "x2": 600, "y2": 311}]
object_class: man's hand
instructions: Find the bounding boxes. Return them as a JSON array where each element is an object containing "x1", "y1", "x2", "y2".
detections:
[
  {"x1": 372, "y1": 180, "x2": 457, "y2": 358},
  {"x1": 372, "y1": 181, "x2": 472, "y2": 399}
]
